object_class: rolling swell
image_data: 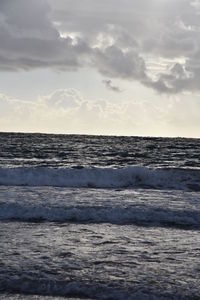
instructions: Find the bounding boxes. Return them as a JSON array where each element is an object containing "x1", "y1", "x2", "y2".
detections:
[{"x1": 0, "y1": 166, "x2": 200, "y2": 191}]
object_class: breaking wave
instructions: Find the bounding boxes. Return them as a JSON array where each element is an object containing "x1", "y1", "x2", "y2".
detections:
[{"x1": 0, "y1": 166, "x2": 200, "y2": 191}]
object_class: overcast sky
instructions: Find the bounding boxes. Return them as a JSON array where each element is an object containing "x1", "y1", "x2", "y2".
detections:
[{"x1": 0, "y1": 0, "x2": 200, "y2": 137}]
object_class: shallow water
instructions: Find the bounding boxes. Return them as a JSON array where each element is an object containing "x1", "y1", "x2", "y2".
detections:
[
  {"x1": 0, "y1": 187, "x2": 200, "y2": 299},
  {"x1": 1, "y1": 221, "x2": 200, "y2": 299}
]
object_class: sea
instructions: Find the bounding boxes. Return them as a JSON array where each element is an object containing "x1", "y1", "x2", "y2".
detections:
[{"x1": 0, "y1": 132, "x2": 200, "y2": 300}]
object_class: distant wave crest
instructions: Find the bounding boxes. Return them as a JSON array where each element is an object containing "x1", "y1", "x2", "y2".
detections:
[{"x1": 0, "y1": 166, "x2": 200, "y2": 191}]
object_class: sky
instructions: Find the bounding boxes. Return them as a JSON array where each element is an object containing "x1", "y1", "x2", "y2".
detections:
[{"x1": 0, "y1": 0, "x2": 200, "y2": 137}]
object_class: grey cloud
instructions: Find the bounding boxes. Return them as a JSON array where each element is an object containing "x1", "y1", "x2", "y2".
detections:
[
  {"x1": 93, "y1": 45, "x2": 147, "y2": 80},
  {"x1": 1, "y1": 0, "x2": 200, "y2": 93},
  {"x1": 102, "y1": 80, "x2": 122, "y2": 93},
  {"x1": 0, "y1": 1, "x2": 90, "y2": 71},
  {"x1": 146, "y1": 61, "x2": 200, "y2": 94}
]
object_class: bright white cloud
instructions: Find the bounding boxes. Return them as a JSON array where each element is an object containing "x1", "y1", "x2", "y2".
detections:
[{"x1": 0, "y1": 89, "x2": 200, "y2": 137}]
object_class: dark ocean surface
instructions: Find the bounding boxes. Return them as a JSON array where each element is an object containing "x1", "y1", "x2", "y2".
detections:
[
  {"x1": 0, "y1": 132, "x2": 199, "y2": 168},
  {"x1": 0, "y1": 133, "x2": 199, "y2": 299}
]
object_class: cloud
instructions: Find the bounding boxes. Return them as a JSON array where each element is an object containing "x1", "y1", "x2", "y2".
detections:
[
  {"x1": 1, "y1": 0, "x2": 200, "y2": 93},
  {"x1": 1, "y1": 89, "x2": 200, "y2": 137},
  {"x1": 102, "y1": 80, "x2": 122, "y2": 93},
  {"x1": 145, "y1": 60, "x2": 200, "y2": 94},
  {"x1": 41, "y1": 89, "x2": 83, "y2": 109},
  {"x1": 93, "y1": 45, "x2": 147, "y2": 81},
  {"x1": 0, "y1": 0, "x2": 89, "y2": 71}
]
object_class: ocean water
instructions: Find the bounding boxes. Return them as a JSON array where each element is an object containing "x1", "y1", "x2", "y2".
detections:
[{"x1": 0, "y1": 133, "x2": 200, "y2": 300}]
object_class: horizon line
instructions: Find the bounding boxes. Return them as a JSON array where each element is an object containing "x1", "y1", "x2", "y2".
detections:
[{"x1": 0, "y1": 130, "x2": 199, "y2": 140}]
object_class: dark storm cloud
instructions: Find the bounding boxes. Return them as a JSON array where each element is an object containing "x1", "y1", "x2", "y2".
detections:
[
  {"x1": 1, "y1": 0, "x2": 200, "y2": 93},
  {"x1": 0, "y1": 0, "x2": 90, "y2": 70},
  {"x1": 93, "y1": 45, "x2": 147, "y2": 81}
]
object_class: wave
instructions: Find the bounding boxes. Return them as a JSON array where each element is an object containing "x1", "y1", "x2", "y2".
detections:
[
  {"x1": 0, "y1": 166, "x2": 200, "y2": 191},
  {"x1": 0, "y1": 201, "x2": 199, "y2": 229}
]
